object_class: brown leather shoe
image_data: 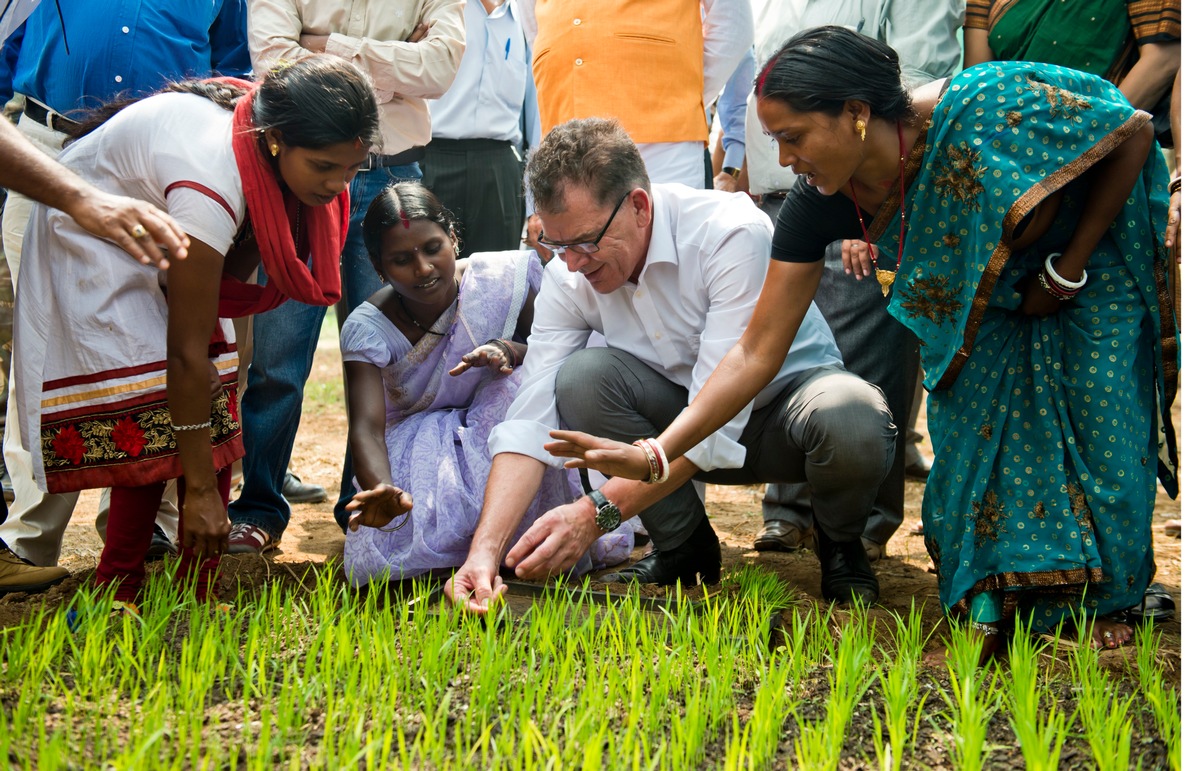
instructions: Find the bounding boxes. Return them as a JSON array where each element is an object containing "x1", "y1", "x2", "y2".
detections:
[
  {"x1": 0, "y1": 546, "x2": 68, "y2": 596},
  {"x1": 753, "y1": 520, "x2": 806, "y2": 553}
]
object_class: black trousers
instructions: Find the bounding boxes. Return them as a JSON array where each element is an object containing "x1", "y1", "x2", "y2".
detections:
[{"x1": 420, "y1": 138, "x2": 524, "y2": 259}]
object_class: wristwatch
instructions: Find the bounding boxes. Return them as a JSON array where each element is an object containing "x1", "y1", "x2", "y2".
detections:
[
  {"x1": 587, "y1": 490, "x2": 622, "y2": 533},
  {"x1": 721, "y1": 166, "x2": 741, "y2": 180}
]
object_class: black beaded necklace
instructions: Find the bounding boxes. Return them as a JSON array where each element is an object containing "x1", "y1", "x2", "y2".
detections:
[{"x1": 397, "y1": 280, "x2": 460, "y2": 336}]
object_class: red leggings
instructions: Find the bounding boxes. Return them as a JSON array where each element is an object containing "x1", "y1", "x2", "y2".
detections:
[{"x1": 94, "y1": 466, "x2": 232, "y2": 603}]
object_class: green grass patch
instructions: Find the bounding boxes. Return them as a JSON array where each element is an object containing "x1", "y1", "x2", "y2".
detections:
[{"x1": 0, "y1": 564, "x2": 1180, "y2": 769}]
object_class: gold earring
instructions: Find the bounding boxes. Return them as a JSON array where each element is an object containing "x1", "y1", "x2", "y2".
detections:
[
  {"x1": 270, "y1": 144, "x2": 279, "y2": 157},
  {"x1": 855, "y1": 119, "x2": 867, "y2": 142}
]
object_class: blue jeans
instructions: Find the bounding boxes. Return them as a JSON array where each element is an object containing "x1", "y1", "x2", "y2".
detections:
[{"x1": 229, "y1": 163, "x2": 420, "y2": 537}]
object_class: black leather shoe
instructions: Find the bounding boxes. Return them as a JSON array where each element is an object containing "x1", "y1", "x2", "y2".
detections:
[
  {"x1": 602, "y1": 520, "x2": 721, "y2": 587},
  {"x1": 144, "y1": 524, "x2": 178, "y2": 562},
  {"x1": 814, "y1": 523, "x2": 879, "y2": 605},
  {"x1": 282, "y1": 470, "x2": 328, "y2": 504},
  {"x1": 754, "y1": 520, "x2": 807, "y2": 552}
]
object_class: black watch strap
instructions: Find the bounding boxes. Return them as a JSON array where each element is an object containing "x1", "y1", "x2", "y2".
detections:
[{"x1": 587, "y1": 490, "x2": 622, "y2": 533}]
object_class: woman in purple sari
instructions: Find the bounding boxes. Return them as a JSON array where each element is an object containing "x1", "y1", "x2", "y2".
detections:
[{"x1": 340, "y1": 182, "x2": 632, "y2": 584}]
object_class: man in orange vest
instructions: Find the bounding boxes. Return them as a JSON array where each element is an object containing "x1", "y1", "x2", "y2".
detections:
[{"x1": 528, "y1": 0, "x2": 751, "y2": 189}]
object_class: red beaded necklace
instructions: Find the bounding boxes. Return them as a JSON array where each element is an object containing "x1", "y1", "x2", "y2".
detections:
[{"x1": 848, "y1": 122, "x2": 907, "y2": 297}]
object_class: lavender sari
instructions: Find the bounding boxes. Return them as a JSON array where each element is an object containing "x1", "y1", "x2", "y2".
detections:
[{"x1": 341, "y1": 251, "x2": 633, "y2": 584}]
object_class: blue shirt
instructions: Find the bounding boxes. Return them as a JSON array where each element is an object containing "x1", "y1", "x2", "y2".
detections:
[
  {"x1": 0, "y1": 0, "x2": 250, "y2": 113},
  {"x1": 428, "y1": 0, "x2": 538, "y2": 148},
  {"x1": 715, "y1": 48, "x2": 753, "y2": 171}
]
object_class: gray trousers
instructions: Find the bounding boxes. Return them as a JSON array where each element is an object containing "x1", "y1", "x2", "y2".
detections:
[
  {"x1": 555, "y1": 348, "x2": 895, "y2": 551},
  {"x1": 420, "y1": 138, "x2": 524, "y2": 259},
  {"x1": 762, "y1": 245, "x2": 920, "y2": 546}
]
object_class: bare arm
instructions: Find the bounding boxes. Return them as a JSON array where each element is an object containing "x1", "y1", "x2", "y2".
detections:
[
  {"x1": 165, "y1": 237, "x2": 231, "y2": 559},
  {"x1": 444, "y1": 452, "x2": 548, "y2": 612},
  {"x1": 343, "y1": 359, "x2": 414, "y2": 531},
  {"x1": 1022, "y1": 117, "x2": 1156, "y2": 314},
  {"x1": 1052, "y1": 120, "x2": 1155, "y2": 280},
  {"x1": 345, "y1": 361, "x2": 392, "y2": 491},
  {"x1": 962, "y1": 28, "x2": 994, "y2": 69},
  {"x1": 1165, "y1": 71, "x2": 1180, "y2": 257},
  {"x1": 1117, "y1": 41, "x2": 1179, "y2": 112},
  {"x1": 0, "y1": 118, "x2": 188, "y2": 267},
  {"x1": 546, "y1": 259, "x2": 823, "y2": 477}
]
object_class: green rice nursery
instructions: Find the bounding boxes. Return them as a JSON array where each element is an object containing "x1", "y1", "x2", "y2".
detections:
[{"x1": 0, "y1": 561, "x2": 1181, "y2": 769}]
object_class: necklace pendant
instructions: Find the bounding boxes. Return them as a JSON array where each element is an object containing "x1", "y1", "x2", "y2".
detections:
[{"x1": 876, "y1": 269, "x2": 896, "y2": 297}]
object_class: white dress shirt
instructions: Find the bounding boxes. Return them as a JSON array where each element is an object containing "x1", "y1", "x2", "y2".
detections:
[
  {"x1": 247, "y1": 0, "x2": 467, "y2": 155},
  {"x1": 489, "y1": 184, "x2": 842, "y2": 472},
  {"x1": 429, "y1": 0, "x2": 538, "y2": 147}
]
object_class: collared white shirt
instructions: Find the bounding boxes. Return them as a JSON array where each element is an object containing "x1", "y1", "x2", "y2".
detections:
[
  {"x1": 489, "y1": 184, "x2": 842, "y2": 472},
  {"x1": 247, "y1": 0, "x2": 467, "y2": 155},
  {"x1": 429, "y1": 0, "x2": 538, "y2": 146}
]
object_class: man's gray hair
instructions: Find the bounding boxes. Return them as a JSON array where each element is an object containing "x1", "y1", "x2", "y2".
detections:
[{"x1": 526, "y1": 118, "x2": 651, "y2": 214}]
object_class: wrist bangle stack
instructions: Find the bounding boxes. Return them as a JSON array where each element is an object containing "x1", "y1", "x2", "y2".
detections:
[
  {"x1": 171, "y1": 420, "x2": 212, "y2": 432},
  {"x1": 484, "y1": 338, "x2": 517, "y2": 368},
  {"x1": 632, "y1": 437, "x2": 670, "y2": 484},
  {"x1": 1169, "y1": 176, "x2": 1181, "y2": 195},
  {"x1": 1039, "y1": 252, "x2": 1087, "y2": 301}
]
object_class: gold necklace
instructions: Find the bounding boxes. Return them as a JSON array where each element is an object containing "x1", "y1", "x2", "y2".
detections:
[{"x1": 848, "y1": 123, "x2": 908, "y2": 297}]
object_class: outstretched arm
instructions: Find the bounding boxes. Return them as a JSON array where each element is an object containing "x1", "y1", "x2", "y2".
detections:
[
  {"x1": 546, "y1": 258, "x2": 823, "y2": 477},
  {"x1": 343, "y1": 360, "x2": 413, "y2": 530},
  {"x1": 445, "y1": 452, "x2": 547, "y2": 613},
  {"x1": 0, "y1": 119, "x2": 188, "y2": 267}
]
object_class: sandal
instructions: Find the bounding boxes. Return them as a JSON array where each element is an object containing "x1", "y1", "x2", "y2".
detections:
[{"x1": 1107, "y1": 583, "x2": 1175, "y2": 625}]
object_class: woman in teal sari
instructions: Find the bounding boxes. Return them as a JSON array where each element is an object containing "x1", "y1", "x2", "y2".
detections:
[{"x1": 544, "y1": 27, "x2": 1178, "y2": 658}]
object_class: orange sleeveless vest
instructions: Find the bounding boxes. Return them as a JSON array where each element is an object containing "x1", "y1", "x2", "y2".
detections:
[{"x1": 533, "y1": 0, "x2": 708, "y2": 144}]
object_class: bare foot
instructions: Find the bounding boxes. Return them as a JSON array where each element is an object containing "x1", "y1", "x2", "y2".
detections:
[{"x1": 1089, "y1": 617, "x2": 1134, "y2": 650}]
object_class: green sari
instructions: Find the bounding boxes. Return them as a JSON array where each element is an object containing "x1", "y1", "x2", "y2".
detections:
[
  {"x1": 873, "y1": 61, "x2": 1178, "y2": 628},
  {"x1": 983, "y1": 0, "x2": 1131, "y2": 80}
]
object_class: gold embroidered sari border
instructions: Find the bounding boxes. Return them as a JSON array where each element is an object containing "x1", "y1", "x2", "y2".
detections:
[{"x1": 950, "y1": 566, "x2": 1107, "y2": 616}]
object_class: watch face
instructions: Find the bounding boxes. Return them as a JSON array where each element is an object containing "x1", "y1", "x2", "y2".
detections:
[{"x1": 595, "y1": 503, "x2": 621, "y2": 533}]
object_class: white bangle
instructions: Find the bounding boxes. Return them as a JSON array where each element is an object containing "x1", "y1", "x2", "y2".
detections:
[
  {"x1": 1043, "y1": 253, "x2": 1086, "y2": 290},
  {"x1": 643, "y1": 437, "x2": 669, "y2": 484},
  {"x1": 171, "y1": 420, "x2": 212, "y2": 432}
]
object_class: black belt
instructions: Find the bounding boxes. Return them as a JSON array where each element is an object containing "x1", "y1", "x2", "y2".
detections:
[
  {"x1": 23, "y1": 100, "x2": 80, "y2": 134},
  {"x1": 360, "y1": 146, "x2": 425, "y2": 170}
]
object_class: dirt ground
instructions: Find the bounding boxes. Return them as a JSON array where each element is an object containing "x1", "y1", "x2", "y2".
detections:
[{"x1": 4, "y1": 332, "x2": 1184, "y2": 664}]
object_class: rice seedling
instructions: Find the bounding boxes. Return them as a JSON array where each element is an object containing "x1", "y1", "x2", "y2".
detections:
[
  {"x1": 1132, "y1": 622, "x2": 1181, "y2": 770},
  {"x1": 1070, "y1": 620, "x2": 1133, "y2": 771},
  {"x1": 938, "y1": 619, "x2": 1002, "y2": 771},
  {"x1": 870, "y1": 601, "x2": 931, "y2": 771},
  {"x1": 1004, "y1": 615, "x2": 1071, "y2": 771}
]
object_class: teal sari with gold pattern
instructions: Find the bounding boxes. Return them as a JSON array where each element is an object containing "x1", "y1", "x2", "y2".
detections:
[{"x1": 871, "y1": 62, "x2": 1178, "y2": 628}]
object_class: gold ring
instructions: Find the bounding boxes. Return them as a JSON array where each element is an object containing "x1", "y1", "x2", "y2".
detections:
[{"x1": 130, "y1": 224, "x2": 148, "y2": 239}]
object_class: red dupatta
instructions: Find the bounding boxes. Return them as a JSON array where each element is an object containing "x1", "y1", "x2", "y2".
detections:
[{"x1": 215, "y1": 79, "x2": 348, "y2": 317}]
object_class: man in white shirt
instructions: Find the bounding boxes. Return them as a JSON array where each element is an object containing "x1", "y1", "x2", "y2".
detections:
[
  {"x1": 446, "y1": 119, "x2": 894, "y2": 611},
  {"x1": 423, "y1": 0, "x2": 538, "y2": 258}
]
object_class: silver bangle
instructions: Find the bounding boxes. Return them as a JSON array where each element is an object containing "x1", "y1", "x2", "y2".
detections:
[
  {"x1": 971, "y1": 621, "x2": 1002, "y2": 636},
  {"x1": 1043, "y1": 253, "x2": 1087, "y2": 290},
  {"x1": 171, "y1": 420, "x2": 212, "y2": 432}
]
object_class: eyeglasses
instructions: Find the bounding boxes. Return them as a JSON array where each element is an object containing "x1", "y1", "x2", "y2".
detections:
[{"x1": 537, "y1": 190, "x2": 631, "y2": 257}]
